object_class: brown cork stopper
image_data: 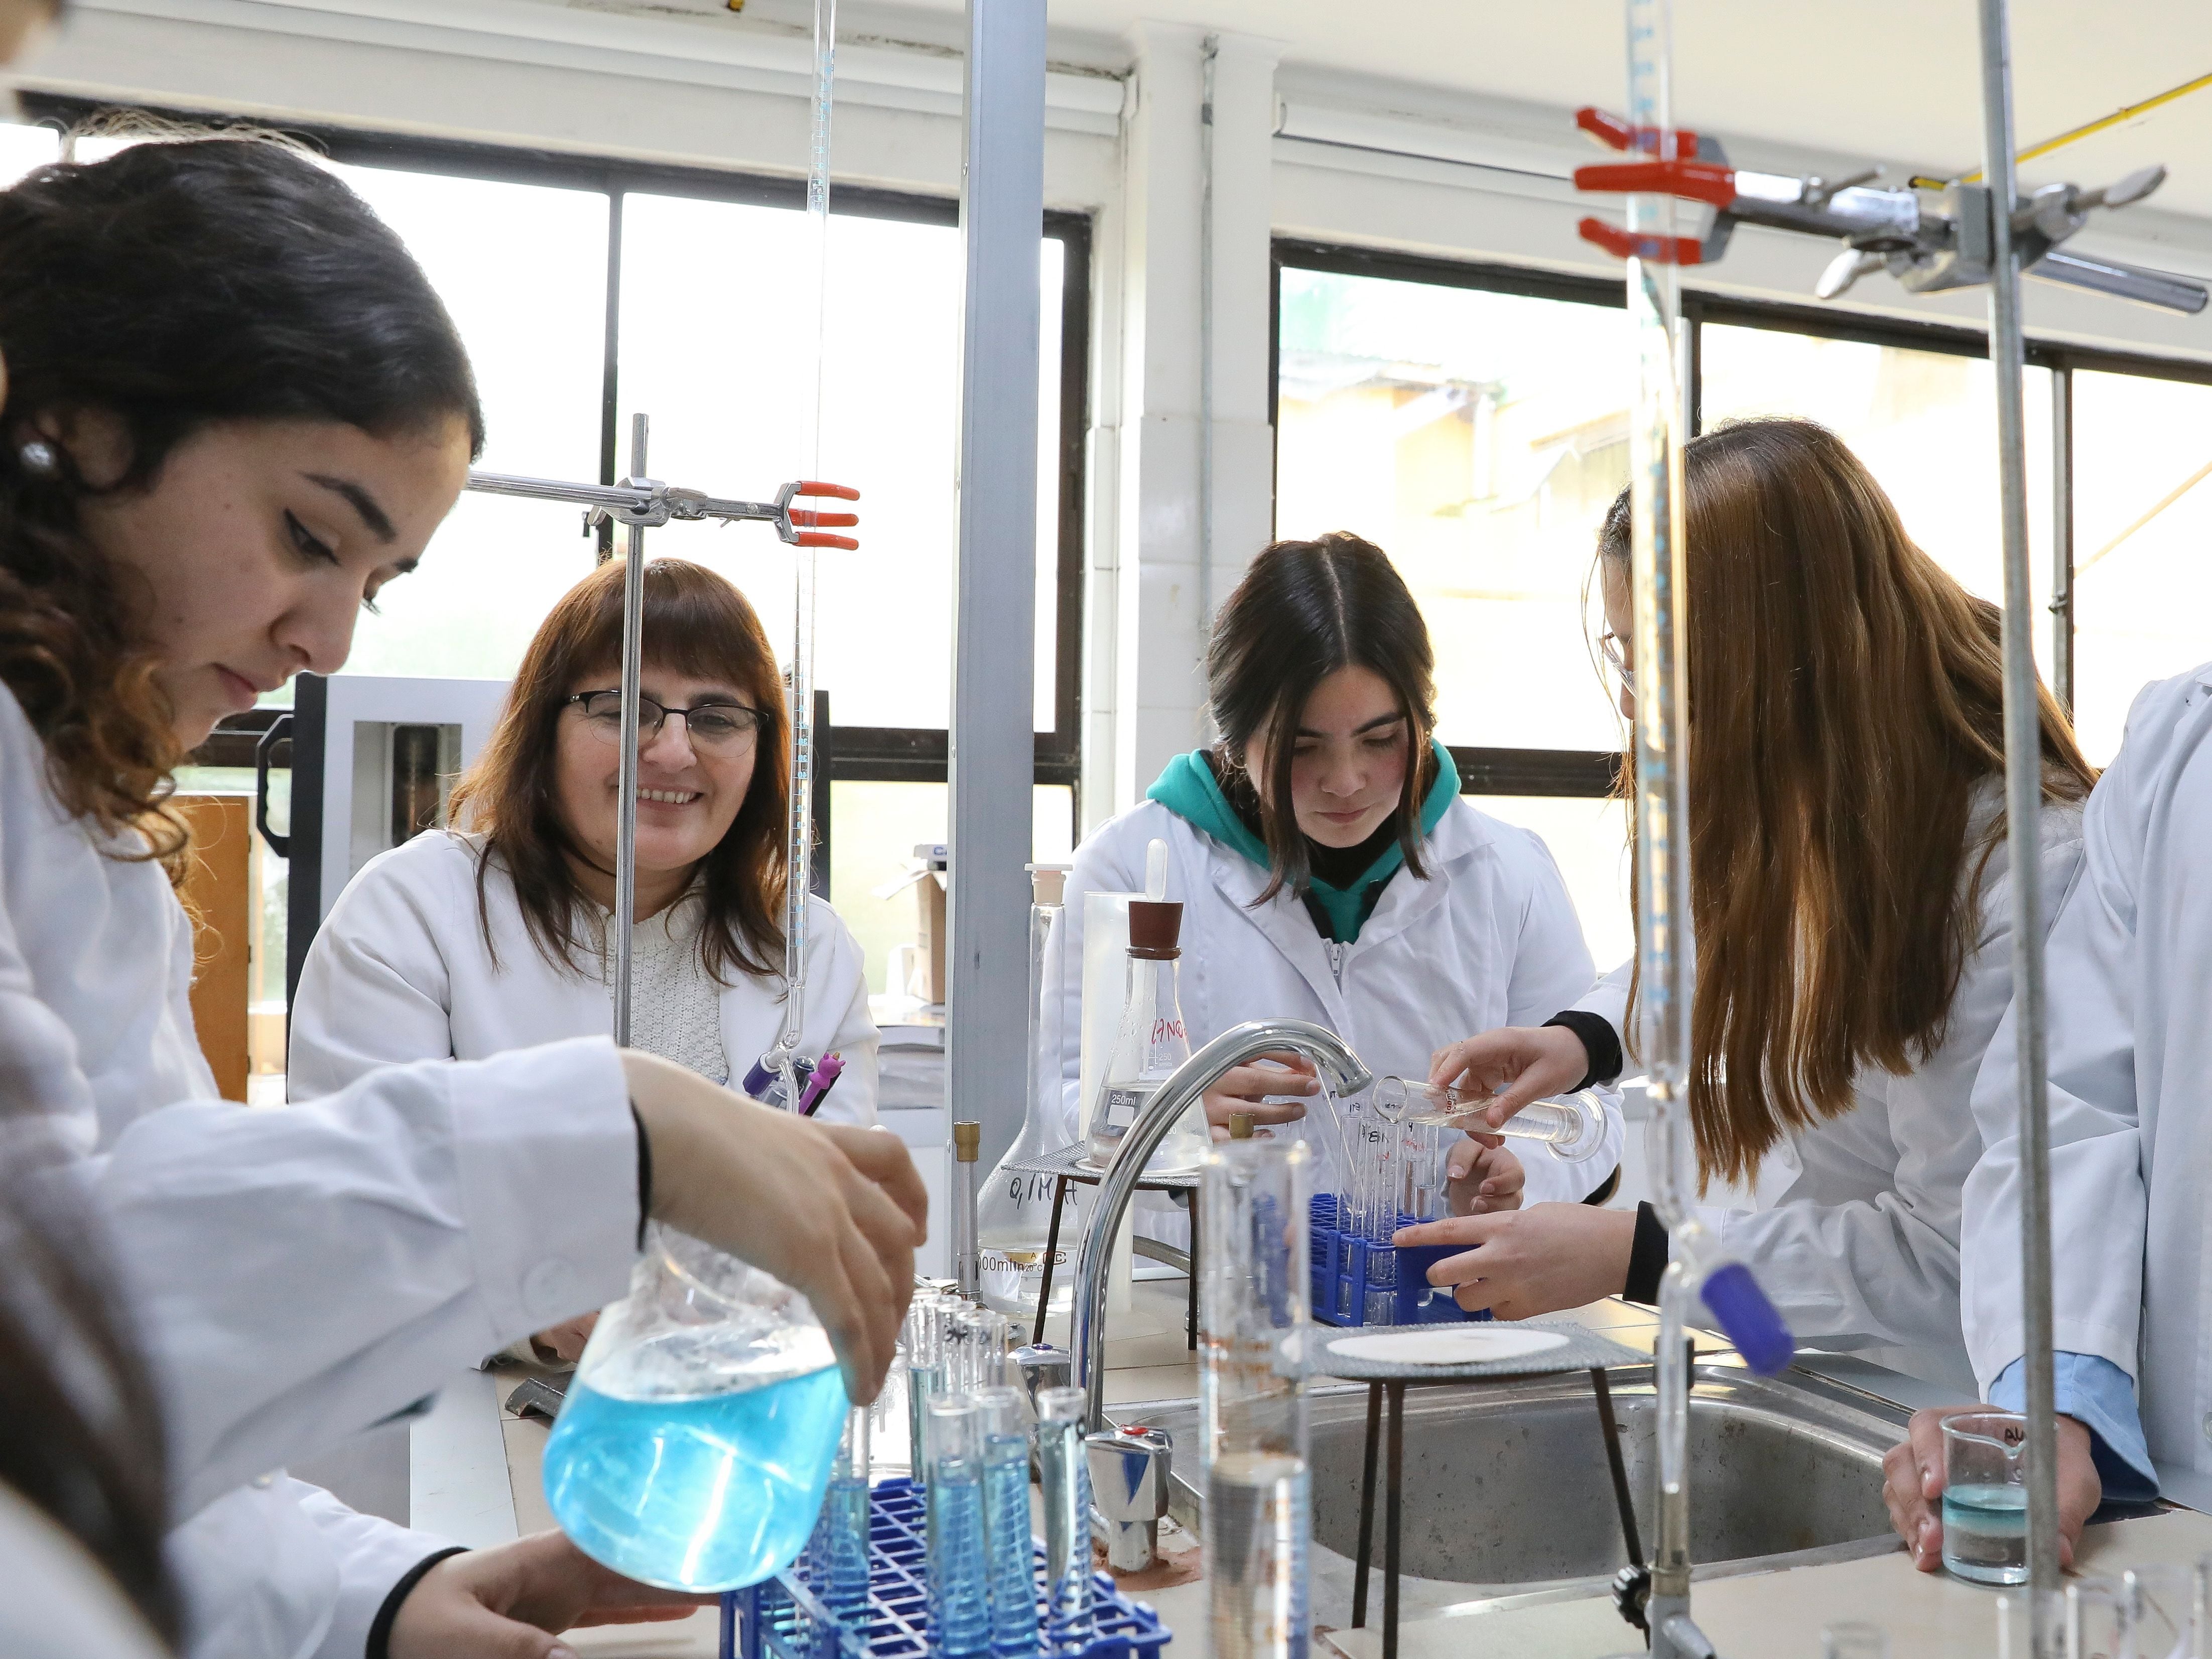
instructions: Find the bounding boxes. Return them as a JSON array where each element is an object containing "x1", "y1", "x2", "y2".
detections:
[
  {"x1": 953, "y1": 1120, "x2": 981, "y2": 1162},
  {"x1": 1125, "y1": 900, "x2": 1183, "y2": 959},
  {"x1": 1228, "y1": 1112, "x2": 1255, "y2": 1140}
]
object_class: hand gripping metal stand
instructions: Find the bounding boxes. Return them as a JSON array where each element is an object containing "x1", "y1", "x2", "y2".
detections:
[{"x1": 461, "y1": 416, "x2": 858, "y2": 1038}]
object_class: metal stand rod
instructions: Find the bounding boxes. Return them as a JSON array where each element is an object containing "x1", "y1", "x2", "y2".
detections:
[
  {"x1": 613, "y1": 414, "x2": 648, "y2": 1046},
  {"x1": 1353, "y1": 1382, "x2": 1381, "y2": 1629},
  {"x1": 1977, "y1": 0, "x2": 2062, "y2": 1642},
  {"x1": 1594, "y1": 1368, "x2": 1644, "y2": 1568},
  {"x1": 1384, "y1": 1381, "x2": 1404, "y2": 1659}
]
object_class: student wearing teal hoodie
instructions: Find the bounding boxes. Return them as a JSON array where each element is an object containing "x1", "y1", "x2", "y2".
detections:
[{"x1": 1051, "y1": 533, "x2": 1619, "y2": 1222}]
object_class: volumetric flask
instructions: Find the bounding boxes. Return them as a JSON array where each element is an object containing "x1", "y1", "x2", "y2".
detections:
[
  {"x1": 1200, "y1": 1134, "x2": 1311, "y2": 1659},
  {"x1": 542, "y1": 1226, "x2": 845, "y2": 1590},
  {"x1": 1941, "y1": 1410, "x2": 2029, "y2": 1586},
  {"x1": 1368, "y1": 1077, "x2": 1608, "y2": 1161}
]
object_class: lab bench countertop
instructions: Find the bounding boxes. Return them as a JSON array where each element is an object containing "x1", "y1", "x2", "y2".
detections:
[{"x1": 412, "y1": 1286, "x2": 2186, "y2": 1658}]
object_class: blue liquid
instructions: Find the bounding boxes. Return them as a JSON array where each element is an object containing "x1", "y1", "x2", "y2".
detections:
[
  {"x1": 907, "y1": 1363, "x2": 945, "y2": 1488},
  {"x1": 1942, "y1": 1482, "x2": 2028, "y2": 1586},
  {"x1": 817, "y1": 1475, "x2": 872, "y2": 1657},
  {"x1": 1038, "y1": 1420, "x2": 1093, "y2": 1656},
  {"x1": 983, "y1": 1437, "x2": 1039, "y2": 1656},
  {"x1": 542, "y1": 1364, "x2": 846, "y2": 1591},
  {"x1": 928, "y1": 1461, "x2": 991, "y2": 1659}
]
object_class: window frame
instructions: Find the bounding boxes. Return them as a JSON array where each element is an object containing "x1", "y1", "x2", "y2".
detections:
[
  {"x1": 1273, "y1": 233, "x2": 2212, "y2": 792},
  {"x1": 29, "y1": 95, "x2": 1092, "y2": 800}
]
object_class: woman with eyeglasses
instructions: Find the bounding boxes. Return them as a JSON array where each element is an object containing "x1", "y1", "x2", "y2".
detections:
[
  {"x1": 291, "y1": 557, "x2": 879, "y2": 1352},
  {"x1": 1396, "y1": 417, "x2": 2095, "y2": 1400}
]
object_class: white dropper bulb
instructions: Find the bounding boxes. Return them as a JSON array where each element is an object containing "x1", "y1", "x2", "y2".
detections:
[{"x1": 1144, "y1": 838, "x2": 1167, "y2": 902}]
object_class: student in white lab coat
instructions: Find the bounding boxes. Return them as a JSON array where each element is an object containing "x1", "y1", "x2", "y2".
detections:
[
  {"x1": 1882, "y1": 664, "x2": 2212, "y2": 1570},
  {"x1": 1398, "y1": 420, "x2": 2094, "y2": 1392},
  {"x1": 291, "y1": 554, "x2": 879, "y2": 1359},
  {"x1": 0, "y1": 135, "x2": 920, "y2": 1657},
  {"x1": 1057, "y1": 532, "x2": 1612, "y2": 1213}
]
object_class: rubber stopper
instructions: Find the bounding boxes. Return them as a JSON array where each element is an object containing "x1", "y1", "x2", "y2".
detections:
[
  {"x1": 1228, "y1": 1112, "x2": 1255, "y2": 1139},
  {"x1": 1126, "y1": 899, "x2": 1183, "y2": 957},
  {"x1": 1700, "y1": 1261, "x2": 1793, "y2": 1376}
]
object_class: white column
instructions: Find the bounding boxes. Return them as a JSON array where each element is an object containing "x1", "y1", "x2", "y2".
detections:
[{"x1": 1092, "y1": 20, "x2": 1281, "y2": 820}]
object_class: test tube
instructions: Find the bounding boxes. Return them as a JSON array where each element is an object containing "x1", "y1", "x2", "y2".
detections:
[
  {"x1": 1200, "y1": 1135, "x2": 1312, "y2": 1659},
  {"x1": 1035, "y1": 1386, "x2": 1094, "y2": 1656},
  {"x1": 906, "y1": 1296, "x2": 948, "y2": 1489},
  {"x1": 925, "y1": 1395, "x2": 991, "y2": 1659},
  {"x1": 1369, "y1": 1076, "x2": 1610, "y2": 1162},
  {"x1": 976, "y1": 1386, "x2": 1039, "y2": 1658},
  {"x1": 820, "y1": 1407, "x2": 872, "y2": 1656}
]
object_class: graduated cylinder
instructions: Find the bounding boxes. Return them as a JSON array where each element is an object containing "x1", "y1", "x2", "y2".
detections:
[{"x1": 1200, "y1": 1136, "x2": 1312, "y2": 1659}]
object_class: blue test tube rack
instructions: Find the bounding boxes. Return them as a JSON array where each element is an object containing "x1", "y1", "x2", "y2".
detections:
[
  {"x1": 1309, "y1": 1194, "x2": 1492, "y2": 1329},
  {"x1": 723, "y1": 1477, "x2": 1173, "y2": 1659}
]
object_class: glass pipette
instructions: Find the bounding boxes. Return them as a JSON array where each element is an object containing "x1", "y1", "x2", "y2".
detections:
[{"x1": 1368, "y1": 1077, "x2": 1608, "y2": 1162}]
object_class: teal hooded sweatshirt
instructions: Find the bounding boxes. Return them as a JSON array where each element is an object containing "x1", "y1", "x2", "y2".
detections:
[{"x1": 1144, "y1": 739, "x2": 1461, "y2": 944}]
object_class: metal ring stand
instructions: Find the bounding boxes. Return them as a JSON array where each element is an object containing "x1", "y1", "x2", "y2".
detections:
[
  {"x1": 998, "y1": 1144, "x2": 1203, "y2": 1351},
  {"x1": 1316, "y1": 1324, "x2": 1652, "y2": 1659}
]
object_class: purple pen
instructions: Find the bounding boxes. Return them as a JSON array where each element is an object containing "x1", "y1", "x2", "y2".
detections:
[{"x1": 798, "y1": 1051, "x2": 845, "y2": 1116}]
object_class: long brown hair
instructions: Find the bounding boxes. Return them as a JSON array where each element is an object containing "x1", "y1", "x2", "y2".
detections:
[
  {"x1": 0, "y1": 132, "x2": 479, "y2": 861},
  {"x1": 1604, "y1": 418, "x2": 2095, "y2": 1186},
  {"x1": 1207, "y1": 533, "x2": 1442, "y2": 904},
  {"x1": 449, "y1": 557, "x2": 789, "y2": 984}
]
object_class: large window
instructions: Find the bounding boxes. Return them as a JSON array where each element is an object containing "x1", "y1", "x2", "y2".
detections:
[
  {"x1": 24, "y1": 103, "x2": 1092, "y2": 1008},
  {"x1": 1276, "y1": 240, "x2": 2212, "y2": 967}
]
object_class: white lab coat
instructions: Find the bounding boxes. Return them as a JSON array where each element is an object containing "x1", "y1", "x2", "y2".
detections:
[
  {"x1": 1056, "y1": 797, "x2": 1615, "y2": 1206},
  {"x1": 1959, "y1": 664, "x2": 2212, "y2": 1469},
  {"x1": 288, "y1": 828, "x2": 879, "y2": 1124},
  {"x1": 0, "y1": 683, "x2": 641, "y2": 1659},
  {"x1": 1579, "y1": 786, "x2": 2084, "y2": 1391}
]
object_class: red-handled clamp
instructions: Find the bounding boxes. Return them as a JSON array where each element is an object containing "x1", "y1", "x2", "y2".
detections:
[
  {"x1": 1577, "y1": 217, "x2": 1706, "y2": 266},
  {"x1": 1576, "y1": 105, "x2": 1703, "y2": 157},
  {"x1": 1572, "y1": 105, "x2": 1731, "y2": 267},
  {"x1": 777, "y1": 480, "x2": 862, "y2": 550}
]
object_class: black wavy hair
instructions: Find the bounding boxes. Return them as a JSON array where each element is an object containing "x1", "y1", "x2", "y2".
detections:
[{"x1": 0, "y1": 127, "x2": 483, "y2": 851}]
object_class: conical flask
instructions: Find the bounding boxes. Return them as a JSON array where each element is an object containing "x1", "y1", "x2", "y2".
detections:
[
  {"x1": 540, "y1": 1226, "x2": 846, "y2": 1590},
  {"x1": 977, "y1": 864, "x2": 1080, "y2": 1316},
  {"x1": 1089, "y1": 899, "x2": 1208, "y2": 1175}
]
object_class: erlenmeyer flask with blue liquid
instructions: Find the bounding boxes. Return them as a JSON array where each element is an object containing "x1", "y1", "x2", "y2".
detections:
[{"x1": 542, "y1": 1225, "x2": 847, "y2": 1590}]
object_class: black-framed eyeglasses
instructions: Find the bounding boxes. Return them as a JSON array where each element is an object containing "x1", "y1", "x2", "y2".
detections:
[{"x1": 566, "y1": 689, "x2": 763, "y2": 753}]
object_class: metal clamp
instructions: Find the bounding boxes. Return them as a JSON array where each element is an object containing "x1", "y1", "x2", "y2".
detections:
[{"x1": 1085, "y1": 1425, "x2": 1173, "y2": 1573}]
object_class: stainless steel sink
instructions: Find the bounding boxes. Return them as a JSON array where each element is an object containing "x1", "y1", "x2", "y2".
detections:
[{"x1": 1112, "y1": 1359, "x2": 1909, "y2": 1623}]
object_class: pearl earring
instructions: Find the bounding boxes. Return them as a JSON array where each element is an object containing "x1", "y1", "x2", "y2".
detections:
[{"x1": 17, "y1": 440, "x2": 58, "y2": 478}]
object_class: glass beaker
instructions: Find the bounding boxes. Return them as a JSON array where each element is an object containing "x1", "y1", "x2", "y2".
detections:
[
  {"x1": 1200, "y1": 1134, "x2": 1312, "y2": 1659},
  {"x1": 977, "y1": 864, "x2": 1081, "y2": 1317},
  {"x1": 1942, "y1": 1410, "x2": 2030, "y2": 1586},
  {"x1": 542, "y1": 1226, "x2": 846, "y2": 1590},
  {"x1": 2068, "y1": 1575, "x2": 2130, "y2": 1659}
]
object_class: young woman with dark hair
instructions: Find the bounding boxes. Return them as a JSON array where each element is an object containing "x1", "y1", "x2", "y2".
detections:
[
  {"x1": 0, "y1": 134, "x2": 921, "y2": 1658},
  {"x1": 1399, "y1": 418, "x2": 2096, "y2": 1401},
  {"x1": 289, "y1": 557, "x2": 879, "y2": 1358},
  {"x1": 1055, "y1": 532, "x2": 1617, "y2": 1213}
]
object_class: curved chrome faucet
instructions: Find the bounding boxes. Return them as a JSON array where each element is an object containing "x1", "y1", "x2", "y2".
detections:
[{"x1": 1072, "y1": 1017, "x2": 1372, "y2": 1430}]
